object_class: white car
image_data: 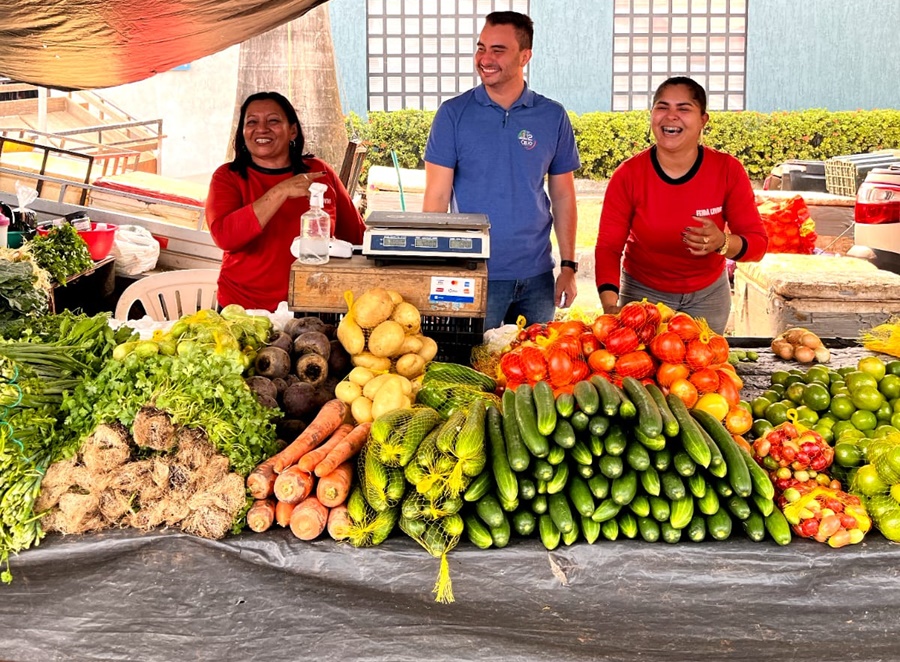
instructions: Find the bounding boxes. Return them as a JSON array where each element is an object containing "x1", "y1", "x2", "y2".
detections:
[{"x1": 853, "y1": 165, "x2": 900, "y2": 274}]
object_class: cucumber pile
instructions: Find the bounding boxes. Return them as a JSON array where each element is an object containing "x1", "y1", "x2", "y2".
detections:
[{"x1": 462, "y1": 376, "x2": 792, "y2": 549}]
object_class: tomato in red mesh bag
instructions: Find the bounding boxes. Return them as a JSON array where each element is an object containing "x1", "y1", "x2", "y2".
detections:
[
  {"x1": 780, "y1": 485, "x2": 871, "y2": 547},
  {"x1": 752, "y1": 421, "x2": 834, "y2": 492},
  {"x1": 757, "y1": 195, "x2": 818, "y2": 254}
]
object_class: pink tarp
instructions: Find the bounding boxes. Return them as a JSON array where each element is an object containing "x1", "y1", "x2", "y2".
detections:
[{"x1": 0, "y1": 0, "x2": 328, "y2": 90}]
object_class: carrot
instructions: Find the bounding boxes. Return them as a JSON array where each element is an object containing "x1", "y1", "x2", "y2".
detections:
[
  {"x1": 297, "y1": 423, "x2": 355, "y2": 473},
  {"x1": 272, "y1": 399, "x2": 348, "y2": 474},
  {"x1": 289, "y1": 496, "x2": 329, "y2": 541},
  {"x1": 314, "y1": 422, "x2": 371, "y2": 478},
  {"x1": 273, "y1": 465, "x2": 315, "y2": 504},
  {"x1": 327, "y1": 504, "x2": 352, "y2": 541},
  {"x1": 316, "y1": 461, "x2": 354, "y2": 508},
  {"x1": 246, "y1": 456, "x2": 278, "y2": 500},
  {"x1": 246, "y1": 498, "x2": 276, "y2": 532},
  {"x1": 275, "y1": 500, "x2": 297, "y2": 528}
]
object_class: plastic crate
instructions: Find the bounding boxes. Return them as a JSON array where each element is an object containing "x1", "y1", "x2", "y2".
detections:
[
  {"x1": 825, "y1": 151, "x2": 900, "y2": 197},
  {"x1": 302, "y1": 312, "x2": 484, "y2": 366}
]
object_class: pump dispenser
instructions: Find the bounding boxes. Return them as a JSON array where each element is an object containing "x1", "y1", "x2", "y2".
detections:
[{"x1": 298, "y1": 182, "x2": 330, "y2": 265}]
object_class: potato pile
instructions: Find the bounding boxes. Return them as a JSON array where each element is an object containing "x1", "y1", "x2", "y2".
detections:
[
  {"x1": 770, "y1": 327, "x2": 831, "y2": 364},
  {"x1": 335, "y1": 287, "x2": 438, "y2": 423}
]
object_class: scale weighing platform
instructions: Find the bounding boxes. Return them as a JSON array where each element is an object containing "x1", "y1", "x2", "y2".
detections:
[{"x1": 362, "y1": 211, "x2": 490, "y2": 268}]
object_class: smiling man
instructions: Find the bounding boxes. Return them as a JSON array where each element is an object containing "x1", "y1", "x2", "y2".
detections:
[{"x1": 422, "y1": 11, "x2": 581, "y2": 331}]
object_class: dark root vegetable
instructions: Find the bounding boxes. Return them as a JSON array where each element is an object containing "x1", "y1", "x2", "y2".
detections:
[
  {"x1": 256, "y1": 394, "x2": 279, "y2": 409},
  {"x1": 246, "y1": 375, "x2": 278, "y2": 402},
  {"x1": 285, "y1": 374, "x2": 301, "y2": 387},
  {"x1": 271, "y1": 377, "x2": 288, "y2": 398},
  {"x1": 327, "y1": 339, "x2": 351, "y2": 377},
  {"x1": 255, "y1": 346, "x2": 292, "y2": 379},
  {"x1": 269, "y1": 331, "x2": 294, "y2": 355},
  {"x1": 295, "y1": 353, "x2": 328, "y2": 387},
  {"x1": 275, "y1": 419, "x2": 307, "y2": 444},
  {"x1": 282, "y1": 382, "x2": 318, "y2": 419},
  {"x1": 293, "y1": 331, "x2": 331, "y2": 361},
  {"x1": 284, "y1": 316, "x2": 327, "y2": 339}
]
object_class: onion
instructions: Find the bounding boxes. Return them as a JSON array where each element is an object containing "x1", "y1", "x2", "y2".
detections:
[
  {"x1": 783, "y1": 328, "x2": 809, "y2": 345},
  {"x1": 814, "y1": 345, "x2": 831, "y2": 364},
  {"x1": 771, "y1": 338, "x2": 794, "y2": 360},
  {"x1": 793, "y1": 345, "x2": 816, "y2": 363},
  {"x1": 799, "y1": 331, "x2": 823, "y2": 349}
]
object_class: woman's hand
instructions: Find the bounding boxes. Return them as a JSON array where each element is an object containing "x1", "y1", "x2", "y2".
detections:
[
  {"x1": 683, "y1": 217, "x2": 725, "y2": 256},
  {"x1": 252, "y1": 172, "x2": 327, "y2": 230},
  {"x1": 275, "y1": 172, "x2": 327, "y2": 200}
]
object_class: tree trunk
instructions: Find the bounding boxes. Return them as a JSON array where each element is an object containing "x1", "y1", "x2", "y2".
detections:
[{"x1": 230, "y1": 6, "x2": 347, "y2": 169}]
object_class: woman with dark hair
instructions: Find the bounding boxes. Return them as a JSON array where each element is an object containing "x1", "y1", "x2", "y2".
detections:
[
  {"x1": 206, "y1": 91, "x2": 364, "y2": 311},
  {"x1": 593, "y1": 76, "x2": 768, "y2": 334}
]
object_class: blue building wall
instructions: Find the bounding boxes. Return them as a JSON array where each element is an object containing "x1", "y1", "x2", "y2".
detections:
[{"x1": 329, "y1": 0, "x2": 900, "y2": 118}]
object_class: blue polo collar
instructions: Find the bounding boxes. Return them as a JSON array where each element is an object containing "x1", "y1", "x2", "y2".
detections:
[{"x1": 473, "y1": 83, "x2": 535, "y2": 110}]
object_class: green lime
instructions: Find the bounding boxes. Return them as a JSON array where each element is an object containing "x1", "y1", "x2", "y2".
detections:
[
  {"x1": 770, "y1": 370, "x2": 792, "y2": 387},
  {"x1": 801, "y1": 383, "x2": 831, "y2": 411},
  {"x1": 877, "y1": 401, "x2": 894, "y2": 422},
  {"x1": 857, "y1": 356, "x2": 887, "y2": 382},
  {"x1": 760, "y1": 389, "x2": 781, "y2": 403},
  {"x1": 832, "y1": 420, "x2": 859, "y2": 437},
  {"x1": 834, "y1": 442, "x2": 863, "y2": 468},
  {"x1": 793, "y1": 405, "x2": 820, "y2": 426},
  {"x1": 764, "y1": 401, "x2": 790, "y2": 426},
  {"x1": 829, "y1": 394, "x2": 856, "y2": 421},
  {"x1": 850, "y1": 408, "x2": 878, "y2": 431},
  {"x1": 817, "y1": 414, "x2": 838, "y2": 429},
  {"x1": 836, "y1": 428, "x2": 866, "y2": 444},
  {"x1": 893, "y1": 398, "x2": 900, "y2": 413},
  {"x1": 769, "y1": 383, "x2": 786, "y2": 397},
  {"x1": 892, "y1": 412, "x2": 900, "y2": 430},
  {"x1": 837, "y1": 366, "x2": 856, "y2": 378},
  {"x1": 846, "y1": 371, "x2": 879, "y2": 392},
  {"x1": 783, "y1": 374, "x2": 805, "y2": 388},
  {"x1": 880, "y1": 510, "x2": 900, "y2": 542},
  {"x1": 887, "y1": 360, "x2": 900, "y2": 377},
  {"x1": 751, "y1": 396, "x2": 773, "y2": 419},
  {"x1": 854, "y1": 464, "x2": 889, "y2": 496},
  {"x1": 813, "y1": 424, "x2": 833, "y2": 444},
  {"x1": 879, "y1": 374, "x2": 900, "y2": 400},
  {"x1": 851, "y1": 385, "x2": 885, "y2": 412},
  {"x1": 751, "y1": 418, "x2": 774, "y2": 439},
  {"x1": 873, "y1": 425, "x2": 899, "y2": 438},
  {"x1": 829, "y1": 380, "x2": 847, "y2": 396},
  {"x1": 805, "y1": 365, "x2": 831, "y2": 385},
  {"x1": 785, "y1": 382, "x2": 807, "y2": 405}
]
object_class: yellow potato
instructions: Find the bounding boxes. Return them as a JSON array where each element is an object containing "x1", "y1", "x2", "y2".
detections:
[
  {"x1": 417, "y1": 336, "x2": 438, "y2": 362},
  {"x1": 335, "y1": 380, "x2": 362, "y2": 404},
  {"x1": 337, "y1": 314, "x2": 365, "y2": 355},
  {"x1": 397, "y1": 335, "x2": 424, "y2": 355},
  {"x1": 351, "y1": 395, "x2": 374, "y2": 423},
  {"x1": 371, "y1": 377, "x2": 406, "y2": 420},
  {"x1": 352, "y1": 288, "x2": 395, "y2": 329},
  {"x1": 391, "y1": 302, "x2": 421, "y2": 335},
  {"x1": 351, "y1": 352, "x2": 392, "y2": 372},
  {"x1": 367, "y1": 320, "x2": 406, "y2": 358},
  {"x1": 347, "y1": 366, "x2": 375, "y2": 386},
  {"x1": 395, "y1": 353, "x2": 426, "y2": 379},
  {"x1": 363, "y1": 373, "x2": 397, "y2": 400}
]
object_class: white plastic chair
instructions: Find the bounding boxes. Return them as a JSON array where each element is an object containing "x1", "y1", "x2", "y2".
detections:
[{"x1": 115, "y1": 269, "x2": 220, "y2": 321}]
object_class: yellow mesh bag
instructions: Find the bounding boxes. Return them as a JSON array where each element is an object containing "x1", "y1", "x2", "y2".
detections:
[
  {"x1": 343, "y1": 484, "x2": 399, "y2": 547},
  {"x1": 368, "y1": 406, "x2": 442, "y2": 468},
  {"x1": 358, "y1": 442, "x2": 405, "y2": 512}
]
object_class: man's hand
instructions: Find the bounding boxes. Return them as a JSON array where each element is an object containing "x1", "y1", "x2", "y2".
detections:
[{"x1": 555, "y1": 269, "x2": 577, "y2": 308}]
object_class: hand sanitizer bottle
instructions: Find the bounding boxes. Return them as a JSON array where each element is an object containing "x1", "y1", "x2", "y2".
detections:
[{"x1": 298, "y1": 182, "x2": 330, "y2": 265}]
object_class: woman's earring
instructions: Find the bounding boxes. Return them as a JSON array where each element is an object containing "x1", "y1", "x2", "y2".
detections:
[{"x1": 290, "y1": 140, "x2": 296, "y2": 149}]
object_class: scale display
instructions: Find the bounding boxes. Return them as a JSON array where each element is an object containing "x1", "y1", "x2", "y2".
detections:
[{"x1": 362, "y1": 211, "x2": 491, "y2": 262}]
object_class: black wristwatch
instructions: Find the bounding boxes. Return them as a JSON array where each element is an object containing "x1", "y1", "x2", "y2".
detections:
[{"x1": 560, "y1": 259, "x2": 579, "y2": 273}]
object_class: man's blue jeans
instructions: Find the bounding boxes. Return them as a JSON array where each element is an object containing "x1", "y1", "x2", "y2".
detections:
[{"x1": 485, "y1": 270, "x2": 556, "y2": 331}]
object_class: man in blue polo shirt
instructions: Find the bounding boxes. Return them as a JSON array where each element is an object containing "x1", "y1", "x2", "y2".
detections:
[{"x1": 423, "y1": 10, "x2": 581, "y2": 331}]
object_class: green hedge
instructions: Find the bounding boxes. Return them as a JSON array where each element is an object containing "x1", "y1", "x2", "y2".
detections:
[{"x1": 347, "y1": 108, "x2": 900, "y2": 184}]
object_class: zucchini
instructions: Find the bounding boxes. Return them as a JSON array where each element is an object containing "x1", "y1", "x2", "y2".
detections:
[
  {"x1": 687, "y1": 514, "x2": 707, "y2": 542},
  {"x1": 551, "y1": 419, "x2": 577, "y2": 449},
  {"x1": 622, "y1": 376, "x2": 663, "y2": 438},
  {"x1": 570, "y1": 440, "x2": 593, "y2": 466},
  {"x1": 555, "y1": 391, "x2": 576, "y2": 419},
  {"x1": 464, "y1": 513, "x2": 493, "y2": 549},
  {"x1": 660, "y1": 521, "x2": 682, "y2": 544},
  {"x1": 532, "y1": 380, "x2": 557, "y2": 436},
  {"x1": 561, "y1": 524, "x2": 580, "y2": 546},
  {"x1": 581, "y1": 516, "x2": 601, "y2": 544},
  {"x1": 617, "y1": 511, "x2": 639, "y2": 539},
  {"x1": 601, "y1": 518, "x2": 620, "y2": 541},
  {"x1": 512, "y1": 509, "x2": 537, "y2": 537},
  {"x1": 697, "y1": 487, "x2": 720, "y2": 516},
  {"x1": 645, "y1": 383, "x2": 679, "y2": 437},
  {"x1": 668, "y1": 495, "x2": 694, "y2": 530},
  {"x1": 591, "y1": 498, "x2": 621, "y2": 523},
  {"x1": 625, "y1": 441, "x2": 652, "y2": 472},
  {"x1": 637, "y1": 516, "x2": 661, "y2": 542},
  {"x1": 514, "y1": 384, "x2": 550, "y2": 458},
  {"x1": 634, "y1": 428, "x2": 667, "y2": 452},
  {"x1": 686, "y1": 473, "x2": 708, "y2": 499},
  {"x1": 742, "y1": 511, "x2": 766, "y2": 542},
  {"x1": 587, "y1": 474, "x2": 610, "y2": 500},
  {"x1": 573, "y1": 379, "x2": 600, "y2": 416},
  {"x1": 548, "y1": 492, "x2": 575, "y2": 535},
  {"x1": 568, "y1": 475, "x2": 596, "y2": 517},
  {"x1": 518, "y1": 476, "x2": 537, "y2": 501},
  {"x1": 501, "y1": 388, "x2": 531, "y2": 472},
  {"x1": 588, "y1": 414, "x2": 611, "y2": 437},
  {"x1": 475, "y1": 493, "x2": 505, "y2": 529},
  {"x1": 532, "y1": 459, "x2": 554, "y2": 482},
  {"x1": 611, "y1": 469, "x2": 638, "y2": 506},
  {"x1": 672, "y1": 450, "x2": 697, "y2": 477},
  {"x1": 725, "y1": 494, "x2": 751, "y2": 521},
  {"x1": 598, "y1": 454, "x2": 624, "y2": 479},
  {"x1": 570, "y1": 411, "x2": 590, "y2": 433},
  {"x1": 751, "y1": 492, "x2": 775, "y2": 517},
  {"x1": 649, "y1": 495, "x2": 671, "y2": 522},
  {"x1": 707, "y1": 509, "x2": 733, "y2": 541},
  {"x1": 613, "y1": 383, "x2": 637, "y2": 419},
  {"x1": 692, "y1": 409, "x2": 752, "y2": 498},
  {"x1": 575, "y1": 463, "x2": 595, "y2": 479},
  {"x1": 628, "y1": 494, "x2": 651, "y2": 518},
  {"x1": 546, "y1": 462, "x2": 570, "y2": 495},
  {"x1": 660, "y1": 471, "x2": 686, "y2": 501},
  {"x1": 531, "y1": 494, "x2": 548, "y2": 515},
  {"x1": 538, "y1": 514, "x2": 561, "y2": 550},
  {"x1": 546, "y1": 443, "x2": 566, "y2": 466},
  {"x1": 765, "y1": 507, "x2": 792, "y2": 546},
  {"x1": 653, "y1": 448, "x2": 672, "y2": 471},
  {"x1": 588, "y1": 434, "x2": 605, "y2": 457},
  {"x1": 590, "y1": 374, "x2": 621, "y2": 417},
  {"x1": 665, "y1": 393, "x2": 712, "y2": 469},
  {"x1": 487, "y1": 405, "x2": 518, "y2": 505},
  {"x1": 603, "y1": 424, "x2": 628, "y2": 456},
  {"x1": 489, "y1": 514, "x2": 511, "y2": 548},
  {"x1": 640, "y1": 465, "x2": 661, "y2": 497},
  {"x1": 463, "y1": 470, "x2": 493, "y2": 502}
]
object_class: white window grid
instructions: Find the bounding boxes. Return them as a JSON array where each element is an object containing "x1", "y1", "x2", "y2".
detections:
[
  {"x1": 367, "y1": 0, "x2": 529, "y2": 112},
  {"x1": 612, "y1": 0, "x2": 747, "y2": 111}
]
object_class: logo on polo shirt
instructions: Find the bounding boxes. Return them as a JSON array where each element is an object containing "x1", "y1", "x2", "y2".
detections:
[{"x1": 518, "y1": 129, "x2": 536, "y2": 150}]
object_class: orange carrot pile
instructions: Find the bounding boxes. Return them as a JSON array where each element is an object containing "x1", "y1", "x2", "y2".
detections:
[{"x1": 244, "y1": 399, "x2": 369, "y2": 541}]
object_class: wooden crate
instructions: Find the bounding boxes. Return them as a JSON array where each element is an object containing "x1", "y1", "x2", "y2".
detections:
[
  {"x1": 289, "y1": 254, "x2": 487, "y2": 317},
  {"x1": 732, "y1": 253, "x2": 900, "y2": 338}
]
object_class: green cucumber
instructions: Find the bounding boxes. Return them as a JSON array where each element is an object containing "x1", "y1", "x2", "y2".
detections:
[
  {"x1": 532, "y1": 380, "x2": 557, "y2": 436},
  {"x1": 570, "y1": 440, "x2": 593, "y2": 466},
  {"x1": 590, "y1": 374, "x2": 621, "y2": 417},
  {"x1": 570, "y1": 411, "x2": 590, "y2": 433},
  {"x1": 589, "y1": 434, "x2": 605, "y2": 457},
  {"x1": 532, "y1": 459, "x2": 554, "y2": 482},
  {"x1": 518, "y1": 476, "x2": 537, "y2": 501},
  {"x1": 672, "y1": 450, "x2": 697, "y2": 477},
  {"x1": 572, "y1": 379, "x2": 600, "y2": 416},
  {"x1": 686, "y1": 473, "x2": 708, "y2": 499},
  {"x1": 637, "y1": 516, "x2": 661, "y2": 542},
  {"x1": 714, "y1": 478, "x2": 734, "y2": 498},
  {"x1": 611, "y1": 469, "x2": 638, "y2": 506},
  {"x1": 653, "y1": 448, "x2": 672, "y2": 471},
  {"x1": 751, "y1": 492, "x2": 775, "y2": 517},
  {"x1": 668, "y1": 495, "x2": 694, "y2": 530},
  {"x1": 697, "y1": 487, "x2": 720, "y2": 516},
  {"x1": 555, "y1": 391, "x2": 576, "y2": 419},
  {"x1": 512, "y1": 509, "x2": 537, "y2": 537},
  {"x1": 694, "y1": 422, "x2": 727, "y2": 478},
  {"x1": 738, "y1": 445, "x2": 776, "y2": 501},
  {"x1": 581, "y1": 516, "x2": 601, "y2": 544},
  {"x1": 538, "y1": 514, "x2": 561, "y2": 550},
  {"x1": 546, "y1": 462, "x2": 570, "y2": 495},
  {"x1": 649, "y1": 495, "x2": 671, "y2": 522},
  {"x1": 707, "y1": 509, "x2": 733, "y2": 540},
  {"x1": 575, "y1": 463, "x2": 594, "y2": 479},
  {"x1": 568, "y1": 475, "x2": 596, "y2": 517},
  {"x1": 742, "y1": 511, "x2": 766, "y2": 542},
  {"x1": 601, "y1": 518, "x2": 620, "y2": 541},
  {"x1": 660, "y1": 521, "x2": 682, "y2": 544},
  {"x1": 692, "y1": 409, "x2": 752, "y2": 498},
  {"x1": 634, "y1": 428, "x2": 667, "y2": 452},
  {"x1": 613, "y1": 383, "x2": 637, "y2": 419},
  {"x1": 765, "y1": 507, "x2": 792, "y2": 546},
  {"x1": 514, "y1": 384, "x2": 550, "y2": 458},
  {"x1": 587, "y1": 474, "x2": 610, "y2": 500},
  {"x1": 665, "y1": 393, "x2": 712, "y2": 469},
  {"x1": 645, "y1": 382, "x2": 680, "y2": 437},
  {"x1": 531, "y1": 494, "x2": 548, "y2": 515},
  {"x1": 687, "y1": 514, "x2": 707, "y2": 542},
  {"x1": 552, "y1": 419, "x2": 577, "y2": 449},
  {"x1": 598, "y1": 454, "x2": 624, "y2": 479},
  {"x1": 464, "y1": 514, "x2": 493, "y2": 549},
  {"x1": 591, "y1": 498, "x2": 621, "y2": 523},
  {"x1": 622, "y1": 376, "x2": 663, "y2": 438},
  {"x1": 475, "y1": 493, "x2": 505, "y2": 529},
  {"x1": 628, "y1": 494, "x2": 651, "y2": 518},
  {"x1": 725, "y1": 494, "x2": 751, "y2": 521},
  {"x1": 463, "y1": 470, "x2": 493, "y2": 502},
  {"x1": 603, "y1": 424, "x2": 628, "y2": 456},
  {"x1": 617, "y1": 511, "x2": 639, "y2": 539},
  {"x1": 546, "y1": 443, "x2": 566, "y2": 466},
  {"x1": 640, "y1": 465, "x2": 662, "y2": 497},
  {"x1": 487, "y1": 405, "x2": 518, "y2": 505},
  {"x1": 548, "y1": 492, "x2": 575, "y2": 535},
  {"x1": 502, "y1": 388, "x2": 531, "y2": 472},
  {"x1": 561, "y1": 524, "x2": 580, "y2": 546},
  {"x1": 661, "y1": 471, "x2": 686, "y2": 501},
  {"x1": 489, "y1": 514, "x2": 511, "y2": 548},
  {"x1": 625, "y1": 441, "x2": 652, "y2": 472},
  {"x1": 588, "y1": 414, "x2": 611, "y2": 437}
]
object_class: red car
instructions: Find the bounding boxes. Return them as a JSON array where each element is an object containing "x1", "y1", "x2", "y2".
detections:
[{"x1": 853, "y1": 165, "x2": 900, "y2": 275}]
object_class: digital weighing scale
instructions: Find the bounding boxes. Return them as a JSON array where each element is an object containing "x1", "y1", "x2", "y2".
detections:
[{"x1": 362, "y1": 211, "x2": 490, "y2": 268}]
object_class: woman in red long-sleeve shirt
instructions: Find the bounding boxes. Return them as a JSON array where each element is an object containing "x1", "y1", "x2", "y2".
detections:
[
  {"x1": 594, "y1": 77, "x2": 767, "y2": 333},
  {"x1": 205, "y1": 91, "x2": 365, "y2": 311}
]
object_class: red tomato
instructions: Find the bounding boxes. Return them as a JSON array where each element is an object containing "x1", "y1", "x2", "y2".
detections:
[
  {"x1": 571, "y1": 359, "x2": 590, "y2": 383},
  {"x1": 689, "y1": 367, "x2": 720, "y2": 394},
  {"x1": 519, "y1": 346, "x2": 547, "y2": 383},
  {"x1": 604, "y1": 326, "x2": 640, "y2": 356},
  {"x1": 649, "y1": 331, "x2": 686, "y2": 364},
  {"x1": 614, "y1": 350, "x2": 656, "y2": 379},
  {"x1": 669, "y1": 378, "x2": 699, "y2": 409},
  {"x1": 667, "y1": 312, "x2": 701, "y2": 342},
  {"x1": 685, "y1": 338, "x2": 715, "y2": 370},
  {"x1": 636, "y1": 321, "x2": 658, "y2": 345},
  {"x1": 588, "y1": 349, "x2": 616, "y2": 373},
  {"x1": 553, "y1": 334, "x2": 582, "y2": 359},
  {"x1": 656, "y1": 361, "x2": 690, "y2": 387},
  {"x1": 642, "y1": 301, "x2": 662, "y2": 329},
  {"x1": 556, "y1": 320, "x2": 587, "y2": 337},
  {"x1": 707, "y1": 335, "x2": 730, "y2": 364},
  {"x1": 618, "y1": 301, "x2": 648, "y2": 330},
  {"x1": 716, "y1": 372, "x2": 741, "y2": 406},
  {"x1": 500, "y1": 351, "x2": 527, "y2": 383},
  {"x1": 547, "y1": 348, "x2": 575, "y2": 388},
  {"x1": 591, "y1": 314, "x2": 620, "y2": 343},
  {"x1": 580, "y1": 332, "x2": 601, "y2": 357}
]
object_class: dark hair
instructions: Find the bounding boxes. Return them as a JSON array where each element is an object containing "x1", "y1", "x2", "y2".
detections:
[
  {"x1": 485, "y1": 11, "x2": 533, "y2": 50},
  {"x1": 229, "y1": 91, "x2": 311, "y2": 178},
  {"x1": 652, "y1": 76, "x2": 708, "y2": 115}
]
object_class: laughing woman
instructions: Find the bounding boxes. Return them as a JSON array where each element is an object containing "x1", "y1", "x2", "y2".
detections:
[{"x1": 593, "y1": 76, "x2": 768, "y2": 334}]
